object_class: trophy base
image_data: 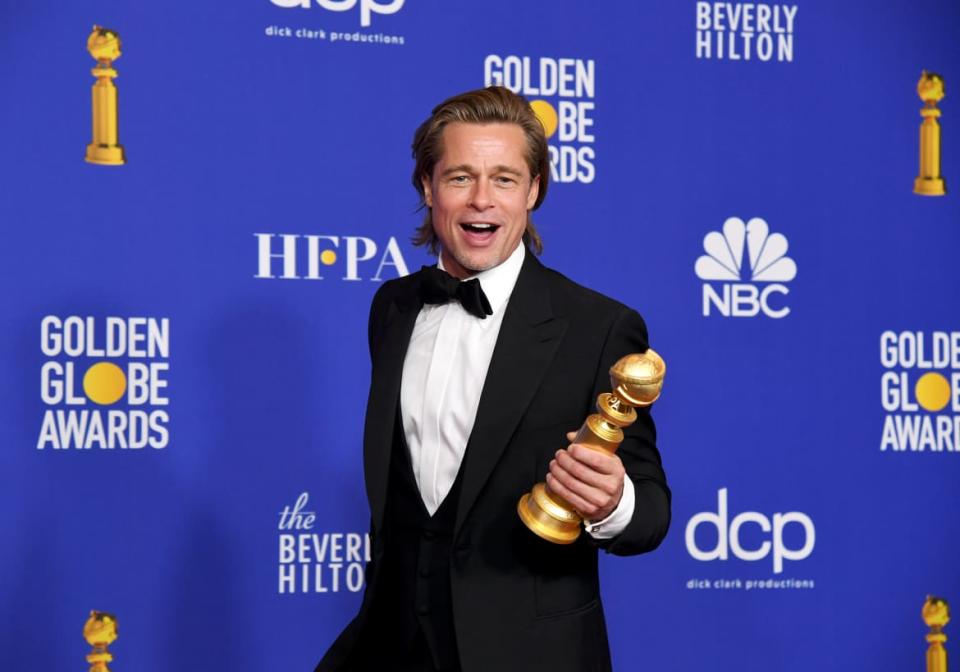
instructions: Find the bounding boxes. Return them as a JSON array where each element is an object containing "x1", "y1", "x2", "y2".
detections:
[
  {"x1": 86, "y1": 144, "x2": 126, "y2": 166},
  {"x1": 518, "y1": 482, "x2": 582, "y2": 545},
  {"x1": 914, "y1": 177, "x2": 945, "y2": 196}
]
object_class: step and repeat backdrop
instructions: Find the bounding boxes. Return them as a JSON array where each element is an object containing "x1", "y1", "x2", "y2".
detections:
[{"x1": 2, "y1": 1, "x2": 958, "y2": 670}]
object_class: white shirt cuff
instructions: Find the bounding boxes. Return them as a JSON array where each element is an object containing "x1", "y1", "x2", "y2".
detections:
[{"x1": 584, "y1": 474, "x2": 635, "y2": 540}]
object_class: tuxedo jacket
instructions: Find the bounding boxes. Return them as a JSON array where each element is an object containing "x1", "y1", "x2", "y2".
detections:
[{"x1": 320, "y1": 250, "x2": 670, "y2": 672}]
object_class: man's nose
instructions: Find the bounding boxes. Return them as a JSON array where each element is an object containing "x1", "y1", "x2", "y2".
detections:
[{"x1": 469, "y1": 179, "x2": 493, "y2": 210}]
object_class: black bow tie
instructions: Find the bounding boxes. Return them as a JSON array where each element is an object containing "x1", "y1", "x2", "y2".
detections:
[{"x1": 419, "y1": 265, "x2": 493, "y2": 319}]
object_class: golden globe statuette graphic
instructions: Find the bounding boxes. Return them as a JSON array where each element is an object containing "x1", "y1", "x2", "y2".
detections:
[
  {"x1": 923, "y1": 596, "x2": 950, "y2": 672},
  {"x1": 914, "y1": 71, "x2": 945, "y2": 196},
  {"x1": 85, "y1": 26, "x2": 125, "y2": 166},
  {"x1": 83, "y1": 610, "x2": 118, "y2": 671},
  {"x1": 518, "y1": 350, "x2": 665, "y2": 544}
]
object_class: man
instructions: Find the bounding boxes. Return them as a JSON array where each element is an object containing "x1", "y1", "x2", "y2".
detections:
[{"x1": 317, "y1": 86, "x2": 670, "y2": 672}]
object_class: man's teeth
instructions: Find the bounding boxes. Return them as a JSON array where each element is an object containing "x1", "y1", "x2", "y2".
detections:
[{"x1": 462, "y1": 223, "x2": 496, "y2": 232}]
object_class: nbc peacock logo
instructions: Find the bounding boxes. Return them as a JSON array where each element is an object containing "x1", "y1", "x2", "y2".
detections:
[{"x1": 695, "y1": 217, "x2": 797, "y2": 319}]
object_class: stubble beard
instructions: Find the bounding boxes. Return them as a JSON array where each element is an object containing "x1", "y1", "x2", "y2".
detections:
[{"x1": 442, "y1": 248, "x2": 494, "y2": 278}]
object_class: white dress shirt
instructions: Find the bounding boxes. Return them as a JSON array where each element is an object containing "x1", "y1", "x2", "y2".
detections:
[{"x1": 400, "y1": 243, "x2": 634, "y2": 539}]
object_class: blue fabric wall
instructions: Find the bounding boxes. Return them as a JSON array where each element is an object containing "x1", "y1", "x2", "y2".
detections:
[{"x1": 2, "y1": 1, "x2": 958, "y2": 669}]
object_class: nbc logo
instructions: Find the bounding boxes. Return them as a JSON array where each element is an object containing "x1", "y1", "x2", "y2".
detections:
[{"x1": 695, "y1": 217, "x2": 797, "y2": 318}]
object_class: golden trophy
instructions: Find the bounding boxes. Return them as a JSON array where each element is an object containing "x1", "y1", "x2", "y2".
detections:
[
  {"x1": 923, "y1": 596, "x2": 950, "y2": 672},
  {"x1": 83, "y1": 610, "x2": 118, "y2": 672},
  {"x1": 518, "y1": 350, "x2": 665, "y2": 544},
  {"x1": 914, "y1": 71, "x2": 945, "y2": 196},
  {"x1": 85, "y1": 26, "x2": 125, "y2": 166}
]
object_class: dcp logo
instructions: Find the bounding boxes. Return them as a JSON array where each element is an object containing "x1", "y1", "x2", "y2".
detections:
[
  {"x1": 269, "y1": 0, "x2": 404, "y2": 27},
  {"x1": 695, "y1": 217, "x2": 796, "y2": 318},
  {"x1": 685, "y1": 488, "x2": 815, "y2": 574}
]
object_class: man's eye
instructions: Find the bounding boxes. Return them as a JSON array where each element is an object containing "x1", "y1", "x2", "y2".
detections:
[
  {"x1": 450, "y1": 175, "x2": 470, "y2": 184},
  {"x1": 495, "y1": 176, "x2": 516, "y2": 185}
]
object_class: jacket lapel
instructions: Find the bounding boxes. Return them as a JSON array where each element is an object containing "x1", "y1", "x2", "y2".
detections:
[
  {"x1": 455, "y1": 253, "x2": 568, "y2": 533},
  {"x1": 364, "y1": 280, "x2": 421, "y2": 536}
]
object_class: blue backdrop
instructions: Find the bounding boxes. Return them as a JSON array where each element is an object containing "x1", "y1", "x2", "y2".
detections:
[{"x1": 2, "y1": 1, "x2": 958, "y2": 670}]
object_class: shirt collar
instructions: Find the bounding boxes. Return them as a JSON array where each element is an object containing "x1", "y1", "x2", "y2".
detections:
[{"x1": 438, "y1": 242, "x2": 525, "y2": 316}]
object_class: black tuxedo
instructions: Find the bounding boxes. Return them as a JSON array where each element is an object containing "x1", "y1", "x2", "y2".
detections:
[{"x1": 318, "y1": 251, "x2": 670, "y2": 672}]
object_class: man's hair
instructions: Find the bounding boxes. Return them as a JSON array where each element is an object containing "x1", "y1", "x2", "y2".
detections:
[{"x1": 410, "y1": 86, "x2": 550, "y2": 255}]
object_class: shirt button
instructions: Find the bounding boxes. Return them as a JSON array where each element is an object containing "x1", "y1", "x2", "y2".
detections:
[
  {"x1": 422, "y1": 530, "x2": 435, "y2": 541},
  {"x1": 417, "y1": 604, "x2": 430, "y2": 615}
]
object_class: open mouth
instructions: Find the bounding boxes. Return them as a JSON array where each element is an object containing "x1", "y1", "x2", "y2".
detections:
[{"x1": 460, "y1": 222, "x2": 500, "y2": 234}]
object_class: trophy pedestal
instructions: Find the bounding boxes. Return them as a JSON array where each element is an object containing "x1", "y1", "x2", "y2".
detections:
[
  {"x1": 85, "y1": 27, "x2": 126, "y2": 166},
  {"x1": 518, "y1": 483, "x2": 581, "y2": 544},
  {"x1": 83, "y1": 609, "x2": 118, "y2": 672},
  {"x1": 922, "y1": 596, "x2": 950, "y2": 672},
  {"x1": 913, "y1": 71, "x2": 946, "y2": 197},
  {"x1": 86, "y1": 143, "x2": 125, "y2": 166},
  {"x1": 914, "y1": 176, "x2": 946, "y2": 196}
]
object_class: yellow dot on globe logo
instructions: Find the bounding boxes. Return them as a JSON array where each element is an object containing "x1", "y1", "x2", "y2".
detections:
[
  {"x1": 914, "y1": 372, "x2": 951, "y2": 412},
  {"x1": 320, "y1": 250, "x2": 337, "y2": 265},
  {"x1": 530, "y1": 100, "x2": 558, "y2": 139},
  {"x1": 83, "y1": 362, "x2": 126, "y2": 405}
]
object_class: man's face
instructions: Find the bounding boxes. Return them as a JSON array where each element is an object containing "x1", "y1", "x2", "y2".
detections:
[{"x1": 423, "y1": 122, "x2": 540, "y2": 279}]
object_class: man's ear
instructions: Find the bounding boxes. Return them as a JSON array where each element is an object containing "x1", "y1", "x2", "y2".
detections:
[
  {"x1": 526, "y1": 175, "x2": 540, "y2": 210},
  {"x1": 421, "y1": 174, "x2": 433, "y2": 208}
]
